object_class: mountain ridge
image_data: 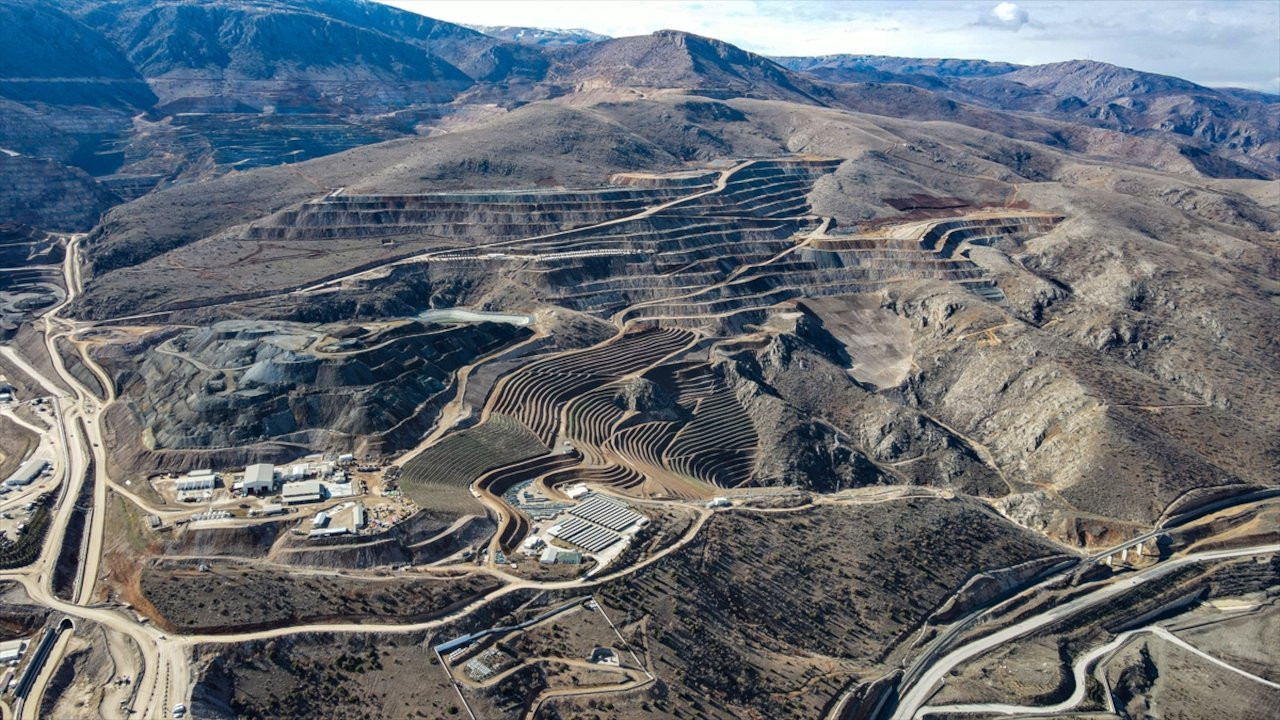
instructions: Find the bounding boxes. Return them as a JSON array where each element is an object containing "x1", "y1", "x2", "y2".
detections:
[
  {"x1": 464, "y1": 23, "x2": 610, "y2": 46},
  {"x1": 1, "y1": 0, "x2": 1276, "y2": 233}
]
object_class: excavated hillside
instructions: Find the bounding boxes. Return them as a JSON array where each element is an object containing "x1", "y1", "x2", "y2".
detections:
[
  {"x1": 94, "y1": 318, "x2": 531, "y2": 473},
  {"x1": 8, "y1": 9, "x2": 1280, "y2": 720},
  {"x1": 67, "y1": 91, "x2": 1280, "y2": 545},
  {"x1": 4, "y1": 0, "x2": 1275, "y2": 240},
  {"x1": 0, "y1": 223, "x2": 65, "y2": 338}
]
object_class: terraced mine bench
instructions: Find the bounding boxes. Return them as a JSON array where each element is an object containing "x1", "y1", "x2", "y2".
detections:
[
  {"x1": 243, "y1": 178, "x2": 719, "y2": 245},
  {"x1": 398, "y1": 413, "x2": 548, "y2": 517}
]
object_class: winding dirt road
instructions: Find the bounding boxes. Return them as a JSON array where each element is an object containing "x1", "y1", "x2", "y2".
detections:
[
  {"x1": 5, "y1": 182, "x2": 1273, "y2": 720},
  {"x1": 896, "y1": 544, "x2": 1280, "y2": 719}
]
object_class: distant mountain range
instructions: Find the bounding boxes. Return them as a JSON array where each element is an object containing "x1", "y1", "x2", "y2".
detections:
[
  {"x1": 1, "y1": 0, "x2": 1276, "y2": 232},
  {"x1": 465, "y1": 24, "x2": 610, "y2": 46}
]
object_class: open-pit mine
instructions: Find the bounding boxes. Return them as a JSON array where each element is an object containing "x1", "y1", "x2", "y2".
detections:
[{"x1": 1, "y1": 2, "x2": 1277, "y2": 719}]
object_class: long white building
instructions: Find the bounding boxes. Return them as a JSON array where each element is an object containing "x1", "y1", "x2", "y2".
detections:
[{"x1": 175, "y1": 473, "x2": 217, "y2": 493}]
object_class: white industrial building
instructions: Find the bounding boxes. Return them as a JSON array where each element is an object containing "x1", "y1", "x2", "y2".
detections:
[
  {"x1": 175, "y1": 472, "x2": 217, "y2": 493},
  {"x1": 542, "y1": 493, "x2": 646, "y2": 553},
  {"x1": 4, "y1": 460, "x2": 48, "y2": 488},
  {"x1": 282, "y1": 463, "x2": 311, "y2": 482},
  {"x1": 282, "y1": 461, "x2": 335, "y2": 482},
  {"x1": 568, "y1": 495, "x2": 644, "y2": 531},
  {"x1": 539, "y1": 547, "x2": 582, "y2": 565},
  {"x1": 281, "y1": 480, "x2": 325, "y2": 505},
  {"x1": 242, "y1": 463, "x2": 276, "y2": 495},
  {"x1": 0, "y1": 639, "x2": 27, "y2": 663}
]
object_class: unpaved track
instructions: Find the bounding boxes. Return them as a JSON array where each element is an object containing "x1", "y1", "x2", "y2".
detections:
[
  {"x1": 920, "y1": 625, "x2": 1280, "y2": 717},
  {"x1": 521, "y1": 662, "x2": 654, "y2": 720},
  {"x1": 896, "y1": 544, "x2": 1280, "y2": 719},
  {"x1": 0, "y1": 235, "x2": 180, "y2": 719},
  {"x1": 6, "y1": 178, "x2": 1267, "y2": 720}
]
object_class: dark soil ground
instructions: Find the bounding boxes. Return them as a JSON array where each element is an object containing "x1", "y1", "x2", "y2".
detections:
[
  {"x1": 594, "y1": 496, "x2": 1062, "y2": 719},
  {"x1": 140, "y1": 563, "x2": 501, "y2": 633},
  {"x1": 194, "y1": 632, "x2": 464, "y2": 720}
]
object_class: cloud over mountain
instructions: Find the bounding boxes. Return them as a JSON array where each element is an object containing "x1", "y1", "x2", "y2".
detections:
[{"x1": 978, "y1": 2, "x2": 1032, "y2": 31}]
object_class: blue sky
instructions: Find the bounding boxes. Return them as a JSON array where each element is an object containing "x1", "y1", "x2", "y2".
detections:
[{"x1": 379, "y1": 1, "x2": 1280, "y2": 92}]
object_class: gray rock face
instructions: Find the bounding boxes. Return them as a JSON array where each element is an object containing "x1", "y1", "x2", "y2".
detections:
[
  {"x1": 614, "y1": 377, "x2": 684, "y2": 420},
  {"x1": 98, "y1": 318, "x2": 530, "y2": 470},
  {"x1": 0, "y1": 155, "x2": 119, "y2": 231}
]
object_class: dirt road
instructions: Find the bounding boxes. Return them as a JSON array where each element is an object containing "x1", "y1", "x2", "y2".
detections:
[{"x1": 895, "y1": 543, "x2": 1280, "y2": 719}]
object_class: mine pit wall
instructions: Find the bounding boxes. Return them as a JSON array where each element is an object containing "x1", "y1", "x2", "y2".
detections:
[
  {"x1": 244, "y1": 182, "x2": 717, "y2": 245},
  {"x1": 610, "y1": 215, "x2": 1064, "y2": 328},
  {"x1": 0, "y1": 224, "x2": 66, "y2": 267},
  {"x1": 101, "y1": 242, "x2": 438, "y2": 316},
  {"x1": 96, "y1": 320, "x2": 532, "y2": 475},
  {"x1": 0, "y1": 154, "x2": 120, "y2": 231},
  {"x1": 533, "y1": 225, "x2": 814, "y2": 315},
  {"x1": 655, "y1": 308, "x2": 773, "y2": 334},
  {"x1": 162, "y1": 520, "x2": 286, "y2": 560},
  {"x1": 0, "y1": 267, "x2": 63, "y2": 292},
  {"x1": 609, "y1": 170, "x2": 720, "y2": 189},
  {"x1": 918, "y1": 215, "x2": 1063, "y2": 251}
]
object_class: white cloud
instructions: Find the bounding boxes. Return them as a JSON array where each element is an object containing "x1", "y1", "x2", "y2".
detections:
[{"x1": 979, "y1": 2, "x2": 1031, "y2": 31}]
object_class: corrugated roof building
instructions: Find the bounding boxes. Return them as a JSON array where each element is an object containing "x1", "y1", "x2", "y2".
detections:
[
  {"x1": 175, "y1": 473, "x2": 216, "y2": 492},
  {"x1": 243, "y1": 463, "x2": 276, "y2": 495},
  {"x1": 281, "y1": 480, "x2": 324, "y2": 505},
  {"x1": 4, "y1": 460, "x2": 48, "y2": 487}
]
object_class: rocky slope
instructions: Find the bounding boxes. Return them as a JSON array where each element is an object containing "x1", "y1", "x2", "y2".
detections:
[
  {"x1": 6, "y1": 0, "x2": 1276, "y2": 239},
  {"x1": 781, "y1": 56, "x2": 1279, "y2": 178},
  {"x1": 95, "y1": 318, "x2": 531, "y2": 472},
  {"x1": 59, "y1": 82, "x2": 1279, "y2": 543},
  {"x1": 0, "y1": 154, "x2": 119, "y2": 231},
  {"x1": 72, "y1": 0, "x2": 475, "y2": 109}
]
